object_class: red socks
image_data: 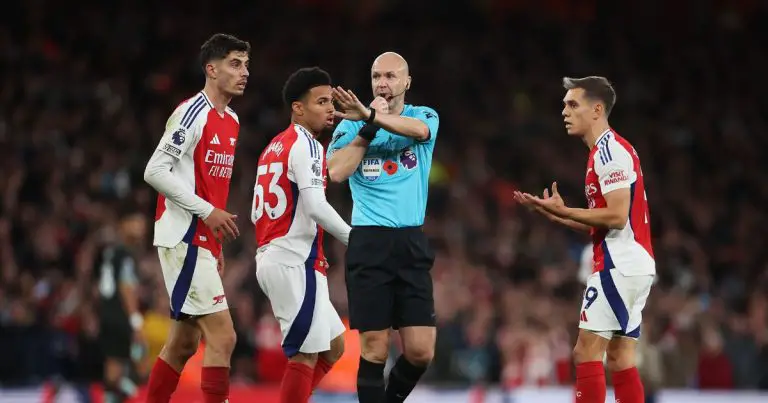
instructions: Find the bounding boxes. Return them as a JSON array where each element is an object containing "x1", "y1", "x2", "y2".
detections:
[
  {"x1": 201, "y1": 366, "x2": 230, "y2": 403},
  {"x1": 575, "y1": 361, "x2": 606, "y2": 403},
  {"x1": 612, "y1": 367, "x2": 644, "y2": 403},
  {"x1": 146, "y1": 358, "x2": 181, "y2": 403},
  {"x1": 312, "y1": 357, "x2": 334, "y2": 389},
  {"x1": 574, "y1": 362, "x2": 645, "y2": 403},
  {"x1": 280, "y1": 361, "x2": 314, "y2": 403}
]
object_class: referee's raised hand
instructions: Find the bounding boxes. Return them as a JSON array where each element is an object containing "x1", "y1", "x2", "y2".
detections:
[
  {"x1": 332, "y1": 86, "x2": 369, "y2": 121},
  {"x1": 370, "y1": 96, "x2": 389, "y2": 114}
]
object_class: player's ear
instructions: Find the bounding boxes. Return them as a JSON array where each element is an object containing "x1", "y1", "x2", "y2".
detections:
[
  {"x1": 205, "y1": 63, "x2": 216, "y2": 79},
  {"x1": 593, "y1": 102, "x2": 603, "y2": 119},
  {"x1": 405, "y1": 77, "x2": 411, "y2": 90},
  {"x1": 291, "y1": 101, "x2": 304, "y2": 116}
]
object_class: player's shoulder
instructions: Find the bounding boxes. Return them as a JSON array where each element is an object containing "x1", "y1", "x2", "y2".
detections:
[
  {"x1": 407, "y1": 104, "x2": 439, "y2": 119},
  {"x1": 169, "y1": 91, "x2": 213, "y2": 130},
  {"x1": 594, "y1": 129, "x2": 633, "y2": 165},
  {"x1": 260, "y1": 128, "x2": 294, "y2": 161},
  {"x1": 292, "y1": 124, "x2": 323, "y2": 158},
  {"x1": 610, "y1": 131, "x2": 639, "y2": 157}
]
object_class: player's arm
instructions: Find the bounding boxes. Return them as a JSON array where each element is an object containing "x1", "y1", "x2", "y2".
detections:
[
  {"x1": 515, "y1": 188, "x2": 591, "y2": 233},
  {"x1": 301, "y1": 188, "x2": 351, "y2": 245},
  {"x1": 560, "y1": 189, "x2": 630, "y2": 230},
  {"x1": 327, "y1": 120, "x2": 368, "y2": 183},
  {"x1": 562, "y1": 148, "x2": 633, "y2": 230},
  {"x1": 293, "y1": 138, "x2": 352, "y2": 245},
  {"x1": 544, "y1": 209, "x2": 593, "y2": 232},
  {"x1": 143, "y1": 110, "x2": 214, "y2": 219},
  {"x1": 117, "y1": 255, "x2": 143, "y2": 335}
]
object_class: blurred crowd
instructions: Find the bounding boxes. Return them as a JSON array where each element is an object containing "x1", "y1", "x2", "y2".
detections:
[{"x1": 1, "y1": 0, "x2": 768, "y2": 394}]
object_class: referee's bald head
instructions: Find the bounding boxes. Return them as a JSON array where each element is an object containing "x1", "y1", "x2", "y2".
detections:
[
  {"x1": 371, "y1": 52, "x2": 412, "y2": 104},
  {"x1": 372, "y1": 52, "x2": 409, "y2": 76}
]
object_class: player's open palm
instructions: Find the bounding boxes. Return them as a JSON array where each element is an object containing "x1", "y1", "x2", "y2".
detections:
[
  {"x1": 204, "y1": 208, "x2": 239, "y2": 243},
  {"x1": 332, "y1": 86, "x2": 368, "y2": 121},
  {"x1": 514, "y1": 182, "x2": 567, "y2": 218},
  {"x1": 544, "y1": 182, "x2": 565, "y2": 208},
  {"x1": 532, "y1": 182, "x2": 567, "y2": 216}
]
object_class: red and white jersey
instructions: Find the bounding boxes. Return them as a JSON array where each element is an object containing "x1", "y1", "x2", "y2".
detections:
[
  {"x1": 585, "y1": 129, "x2": 655, "y2": 275},
  {"x1": 252, "y1": 124, "x2": 328, "y2": 274},
  {"x1": 153, "y1": 91, "x2": 239, "y2": 257}
]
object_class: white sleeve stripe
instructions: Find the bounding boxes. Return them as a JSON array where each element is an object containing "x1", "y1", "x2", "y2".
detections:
[{"x1": 182, "y1": 98, "x2": 207, "y2": 129}]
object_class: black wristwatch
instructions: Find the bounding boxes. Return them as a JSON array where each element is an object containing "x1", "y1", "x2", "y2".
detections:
[{"x1": 365, "y1": 107, "x2": 376, "y2": 124}]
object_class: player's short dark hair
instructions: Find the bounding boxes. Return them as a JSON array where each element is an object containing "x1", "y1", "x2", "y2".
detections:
[
  {"x1": 282, "y1": 67, "x2": 332, "y2": 106},
  {"x1": 199, "y1": 33, "x2": 250, "y2": 73},
  {"x1": 562, "y1": 76, "x2": 617, "y2": 117}
]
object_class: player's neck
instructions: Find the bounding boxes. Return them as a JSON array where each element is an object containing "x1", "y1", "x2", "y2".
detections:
[
  {"x1": 291, "y1": 118, "x2": 318, "y2": 138},
  {"x1": 202, "y1": 84, "x2": 231, "y2": 113},
  {"x1": 583, "y1": 122, "x2": 611, "y2": 149}
]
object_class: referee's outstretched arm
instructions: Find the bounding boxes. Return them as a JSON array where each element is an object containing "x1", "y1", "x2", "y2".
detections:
[
  {"x1": 363, "y1": 108, "x2": 430, "y2": 141},
  {"x1": 328, "y1": 135, "x2": 369, "y2": 183}
]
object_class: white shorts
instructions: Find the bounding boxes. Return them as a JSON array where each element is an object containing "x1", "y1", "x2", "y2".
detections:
[
  {"x1": 256, "y1": 254, "x2": 346, "y2": 358},
  {"x1": 578, "y1": 270, "x2": 654, "y2": 340},
  {"x1": 158, "y1": 242, "x2": 227, "y2": 319}
]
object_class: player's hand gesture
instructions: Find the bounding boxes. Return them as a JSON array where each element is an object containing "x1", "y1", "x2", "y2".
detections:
[
  {"x1": 527, "y1": 182, "x2": 568, "y2": 217},
  {"x1": 514, "y1": 182, "x2": 568, "y2": 218},
  {"x1": 514, "y1": 189, "x2": 549, "y2": 217},
  {"x1": 332, "y1": 86, "x2": 370, "y2": 121},
  {"x1": 204, "y1": 208, "x2": 239, "y2": 243}
]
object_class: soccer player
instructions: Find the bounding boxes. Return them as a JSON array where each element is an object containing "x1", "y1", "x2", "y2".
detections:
[
  {"x1": 327, "y1": 52, "x2": 439, "y2": 403},
  {"x1": 142, "y1": 33, "x2": 250, "y2": 403},
  {"x1": 94, "y1": 212, "x2": 146, "y2": 403},
  {"x1": 252, "y1": 67, "x2": 350, "y2": 403},
  {"x1": 514, "y1": 76, "x2": 654, "y2": 403}
]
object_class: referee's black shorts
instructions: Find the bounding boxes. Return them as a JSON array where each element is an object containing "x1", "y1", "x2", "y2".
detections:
[
  {"x1": 98, "y1": 314, "x2": 132, "y2": 360},
  {"x1": 345, "y1": 226, "x2": 436, "y2": 332}
]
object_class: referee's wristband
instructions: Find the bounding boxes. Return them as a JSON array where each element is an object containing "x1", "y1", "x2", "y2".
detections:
[
  {"x1": 365, "y1": 107, "x2": 376, "y2": 124},
  {"x1": 357, "y1": 124, "x2": 379, "y2": 142}
]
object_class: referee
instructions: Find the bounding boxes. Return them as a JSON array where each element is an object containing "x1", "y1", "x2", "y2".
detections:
[
  {"x1": 94, "y1": 212, "x2": 145, "y2": 402},
  {"x1": 328, "y1": 52, "x2": 439, "y2": 403}
]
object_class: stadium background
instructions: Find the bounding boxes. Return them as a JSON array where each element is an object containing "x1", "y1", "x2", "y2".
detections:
[{"x1": 1, "y1": 0, "x2": 767, "y2": 401}]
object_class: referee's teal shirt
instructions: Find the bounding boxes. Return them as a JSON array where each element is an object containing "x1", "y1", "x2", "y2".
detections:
[{"x1": 327, "y1": 104, "x2": 439, "y2": 227}]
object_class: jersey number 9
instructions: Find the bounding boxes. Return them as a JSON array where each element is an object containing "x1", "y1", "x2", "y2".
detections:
[{"x1": 252, "y1": 163, "x2": 287, "y2": 222}]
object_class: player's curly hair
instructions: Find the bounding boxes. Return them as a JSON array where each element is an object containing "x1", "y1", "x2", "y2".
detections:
[
  {"x1": 282, "y1": 67, "x2": 332, "y2": 106},
  {"x1": 563, "y1": 76, "x2": 617, "y2": 117},
  {"x1": 199, "y1": 33, "x2": 250, "y2": 73}
]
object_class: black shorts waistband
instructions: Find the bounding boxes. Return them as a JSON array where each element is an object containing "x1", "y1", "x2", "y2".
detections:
[{"x1": 352, "y1": 225, "x2": 423, "y2": 233}]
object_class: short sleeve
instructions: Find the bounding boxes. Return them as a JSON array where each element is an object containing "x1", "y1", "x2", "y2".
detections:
[
  {"x1": 290, "y1": 134, "x2": 325, "y2": 190},
  {"x1": 155, "y1": 103, "x2": 203, "y2": 160},
  {"x1": 413, "y1": 106, "x2": 439, "y2": 143},
  {"x1": 327, "y1": 120, "x2": 358, "y2": 160},
  {"x1": 594, "y1": 142, "x2": 636, "y2": 194},
  {"x1": 119, "y1": 256, "x2": 138, "y2": 286}
]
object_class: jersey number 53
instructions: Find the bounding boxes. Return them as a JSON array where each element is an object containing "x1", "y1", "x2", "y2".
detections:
[{"x1": 251, "y1": 162, "x2": 287, "y2": 223}]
